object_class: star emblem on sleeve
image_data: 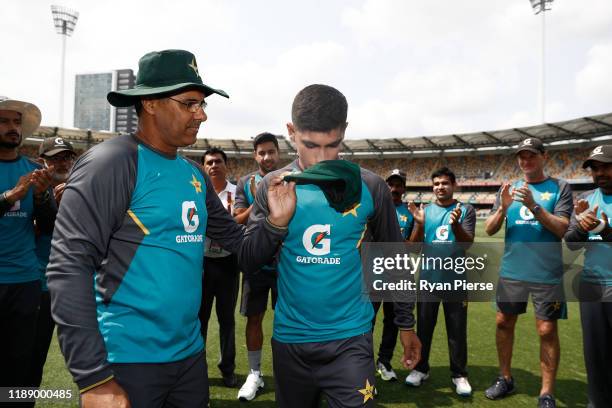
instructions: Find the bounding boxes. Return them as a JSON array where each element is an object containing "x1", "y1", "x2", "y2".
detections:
[
  {"x1": 190, "y1": 174, "x2": 202, "y2": 193},
  {"x1": 358, "y1": 379, "x2": 374, "y2": 403}
]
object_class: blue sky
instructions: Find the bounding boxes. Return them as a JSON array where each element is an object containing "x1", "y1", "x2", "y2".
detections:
[{"x1": 3, "y1": 0, "x2": 612, "y2": 139}]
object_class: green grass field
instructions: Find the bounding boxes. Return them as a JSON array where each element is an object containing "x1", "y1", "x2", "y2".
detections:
[{"x1": 37, "y1": 221, "x2": 589, "y2": 407}]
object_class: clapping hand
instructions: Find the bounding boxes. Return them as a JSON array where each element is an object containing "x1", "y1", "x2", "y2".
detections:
[
  {"x1": 512, "y1": 185, "x2": 536, "y2": 210},
  {"x1": 408, "y1": 201, "x2": 425, "y2": 225},
  {"x1": 449, "y1": 202, "x2": 462, "y2": 225}
]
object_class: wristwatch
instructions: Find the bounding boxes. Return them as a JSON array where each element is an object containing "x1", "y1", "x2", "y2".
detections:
[{"x1": 531, "y1": 204, "x2": 542, "y2": 215}]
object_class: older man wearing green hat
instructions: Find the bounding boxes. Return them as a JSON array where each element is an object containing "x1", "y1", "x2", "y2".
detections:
[{"x1": 47, "y1": 49, "x2": 244, "y2": 408}]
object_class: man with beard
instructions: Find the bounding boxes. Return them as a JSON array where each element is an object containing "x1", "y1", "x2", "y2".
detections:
[
  {"x1": 0, "y1": 97, "x2": 56, "y2": 390},
  {"x1": 28, "y1": 137, "x2": 77, "y2": 388},
  {"x1": 234, "y1": 132, "x2": 280, "y2": 401},
  {"x1": 564, "y1": 145, "x2": 612, "y2": 408},
  {"x1": 404, "y1": 167, "x2": 475, "y2": 397}
]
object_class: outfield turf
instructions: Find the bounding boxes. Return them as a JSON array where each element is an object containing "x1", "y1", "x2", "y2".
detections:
[{"x1": 37, "y1": 221, "x2": 589, "y2": 407}]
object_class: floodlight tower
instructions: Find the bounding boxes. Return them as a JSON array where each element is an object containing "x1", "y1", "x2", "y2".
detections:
[
  {"x1": 51, "y1": 5, "x2": 79, "y2": 127},
  {"x1": 529, "y1": 0, "x2": 553, "y2": 123}
]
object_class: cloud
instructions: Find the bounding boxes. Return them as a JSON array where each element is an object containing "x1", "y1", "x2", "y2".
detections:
[
  {"x1": 3, "y1": 1, "x2": 612, "y2": 141},
  {"x1": 200, "y1": 41, "x2": 348, "y2": 139},
  {"x1": 576, "y1": 43, "x2": 612, "y2": 109}
]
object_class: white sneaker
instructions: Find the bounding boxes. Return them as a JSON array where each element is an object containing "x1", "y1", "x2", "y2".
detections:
[
  {"x1": 237, "y1": 370, "x2": 264, "y2": 401},
  {"x1": 376, "y1": 361, "x2": 398, "y2": 381},
  {"x1": 404, "y1": 370, "x2": 429, "y2": 387},
  {"x1": 452, "y1": 377, "x2": 472, "y2": 396}
]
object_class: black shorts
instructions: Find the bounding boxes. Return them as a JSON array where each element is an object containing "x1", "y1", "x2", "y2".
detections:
[
  {"x1": 272, "y1": 333, "x2": 375, "y2": 408},
  {"x1": 240, "y1": 269, "x2": 277, "y2": 317},
  {"x1": 111, "y1": 351, "x2": 208, "y2": 408},
  {"x1": 496, "y1": 277, "x2": 567, "y2": 321}
]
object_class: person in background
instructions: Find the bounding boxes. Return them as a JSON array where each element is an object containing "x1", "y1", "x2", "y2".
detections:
[
  {"x1": 372, "y1": 169, "x2": 415, "y2": 383},
  {"x1": 0, "y1": 97, "x2": 56, "y2": 392},
  {"x1": 234, "y1": 132, "x2": 281, "y2": 401},
  {"x1": 28, "y1": 136, "x2": 77, "y2": 389},
  {"x1": 199, "y1": 147, "x2": 240, "y2": 388},
  {"x1": 405, "y1": 167, "x2": 475, "y2": 397},
  {"x1": 564, "y1": 145, "x2": 612, "y2": 408},
  {"x1": 485, "y1": 137, "x2": 572, "y2": 408}
]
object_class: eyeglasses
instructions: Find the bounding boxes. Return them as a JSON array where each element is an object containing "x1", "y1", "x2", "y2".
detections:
[{"x1": 168, "y1": 97, "x2": 207, "y2": 113}]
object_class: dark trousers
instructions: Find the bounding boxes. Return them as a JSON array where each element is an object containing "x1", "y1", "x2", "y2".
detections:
[
  {"x1": 29, "y1": 291, "x2": 55, "y2": 387},
  {"x1": 199, "y1": 255, "x2": 239, "y2": 376},
  {"x1": 415, "y1": 300, "x2": 468, "y2": 378},
  {"x1": 371, "y1": 301, "x2": 398, "y2": 366},
  {"x1": 272, "y1": 333, "x2": 375, "y2": 408},
  {"x1": 111, "y1": 351, "x2": 208, "y2": 408},
  {"x1": 580, "y1": 285, "x2": 612, "y2": 408},
  {"x1": 0, "y1": 281, "x2": 41, "y2": 386}
]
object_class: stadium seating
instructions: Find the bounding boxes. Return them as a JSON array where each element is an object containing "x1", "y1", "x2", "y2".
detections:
[{"x1": 19, "y1": 140, "x2": 596, "y2": 207}]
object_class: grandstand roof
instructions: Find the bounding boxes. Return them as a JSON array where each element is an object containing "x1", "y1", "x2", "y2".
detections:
[{"x1": 27, "y1": 112, "x2": 612, "y2": 158}]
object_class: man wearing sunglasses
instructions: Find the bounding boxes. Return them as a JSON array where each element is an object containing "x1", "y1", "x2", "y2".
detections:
[{"x1": 47, "y1": 50, "x2": 247, "y2": 408}]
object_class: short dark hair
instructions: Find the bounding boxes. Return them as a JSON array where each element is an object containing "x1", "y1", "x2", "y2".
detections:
[
  {"x1": 253, "y1": 132, "x2": 279, "y2": 151},
  {"x1": 291, "y1": 84, "x2": 348, "y2": 132},
  {"x1": 134, "y1": 99, "x2": 143, "y2": 117},
  {"x1": 431, "y1": 167, "x2": 456, "y2": 184},
  {"x1": 134, "y1": 93, "x2": 176, "y2": 117},
  {"x1": 202, "y1": 147, "x2": 227, "y2": 165}
]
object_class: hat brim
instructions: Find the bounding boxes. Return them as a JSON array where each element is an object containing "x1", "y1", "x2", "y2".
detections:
[
  {"x1": 516, "y1": 147, "x2": 544, "y2": 155},
  {"x1": 107, "y1": 82, "x2": 229, "y2": 107},
  {"x1": 0, "y1": 99, "x2": 41, "y2": 138},
  {"x1": 386, "y1": 174, "x2": 406, "y2": 183},
  {"x1": 582, "y1": 157, "x2": 612, "y2": 169},
  {"x1": 41, "y1": 147, "x2": 75, "y2": 157}
]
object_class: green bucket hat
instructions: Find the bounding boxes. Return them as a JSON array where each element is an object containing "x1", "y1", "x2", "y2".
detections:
[{"x1": 107, "y1": 49, "x2": 229, "y2": 107}]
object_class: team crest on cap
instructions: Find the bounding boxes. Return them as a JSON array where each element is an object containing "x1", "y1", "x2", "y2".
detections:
[
  {"x1": 592, "y1": 146, "x2": 603, "y2": 155},
  {"x1": 523, "y1": 138, "x2": 532, "y2": 146},
  {"x1": 188, "y1": 58, "x2": 200, "y2": 77}
]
